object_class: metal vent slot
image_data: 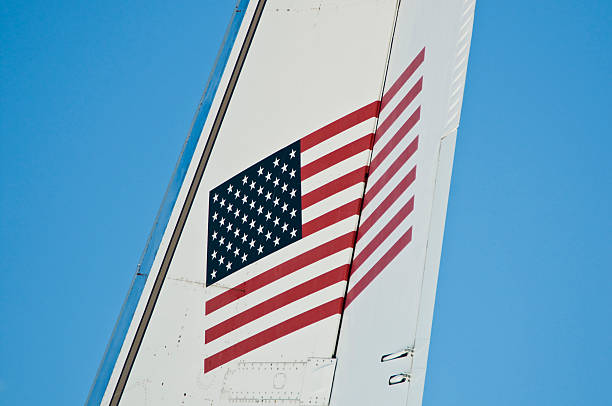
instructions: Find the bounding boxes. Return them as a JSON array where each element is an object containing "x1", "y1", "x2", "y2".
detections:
[
  {"x1": 380, "y1": 348, "x2": 414, "y2": 362},
  {"x1": 388, "y1": 373, "x2": 410, "y2": 386}
]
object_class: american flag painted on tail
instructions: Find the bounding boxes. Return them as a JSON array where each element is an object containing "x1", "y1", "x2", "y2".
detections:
[
  {"x1": 345, "y1": 47, "x2": 425, "y2": 307},
  {"x1": 204, "y1": 101, "x2": 380, "y2": 372}
]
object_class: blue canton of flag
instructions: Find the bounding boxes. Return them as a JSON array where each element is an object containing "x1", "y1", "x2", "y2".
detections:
[{"x1": 206, "y1": 141, "x2": 302, "y2": 286}]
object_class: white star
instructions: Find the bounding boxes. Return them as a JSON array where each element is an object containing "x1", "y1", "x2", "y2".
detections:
[
  {"x1": 226, "y1": 241, "x2": 232, "y2": 251},
  {"x1": 273, "y1": 157, "x2": 280, "y2": 167},
  {"x1": 233, "y1": 228, "x2": 240, "y2": 237},
  {"x1": 273, "y1": 177, "x2": 280, "y2": 187},
  {"x1": 281, "y1": 163, "x2": 287, "y2": 172},
  {"x1": 257, "y1": 186, "x2": 264, "y2": 195},
  {"x1": 265, "y1": 191, "x2": 272, "y2": 201},
  {"x1": 249, "y1": 219, "x2": 256, "y2": 229},
  {"x1": 227, "y1": 203, "x2": 233, "y2": 212},
  {"x1": 281, "y1": 203, "x2": 288, "y2": 212},
  {"x1": 212, "y1": 212, "x2": 218, "y2": 221},
  {"x1": 273, "y1": 236, "x2": 280, "y2": 246},
  {"x1": 281, "y1": 223, "x2": 288, "y2": 232},
  {"x1": 234, "y1": 247, "x2": 240, "y2": 256},
  {"x1": 234, "y1": 208, "x2": 240, "y2": 218},
  {"x1": 227, "y1": 184, "x2": 233, "y2": 193},
  {"x1": 241, "y1": 233, "x2": 248, "y2": 243},
  {"x1": 289, "y1": 169, "x2": 296, "y2": 178},
  {"x1": 289, "y1": 149, "x2": 296, "y2": 159},
  {"x1": 220, "y1": 198, "x2": 226, "y2": 207},
  {"x1": 249, "y1": 239, "x2": 255, "y2": 249},
  {"x1": 234, "y1": 189, "x2": 240, "y2": 199},
  {"x1": 241, "y1": 253, "x2": 248, "y2": 262},
  {"x1": 265, "y1": 211, "x2": 272, "y2": 221},
  {"x1": 249, "y1": 200, "x2": 256, "y2": 209},
  {"x1": 219, "y1": 217, "x2": 226, "y2": 226},
  {"x1": 257, "y1": 245, "x2": 263, "y2": 254},
  {"x1": 273, "y1": 197, "x2": 280, "y2": 206},
  {"x1": 257, "y1": 225, "x2": 264, "y2": 234},
  {"x1": 290, "y1": 228, "x2": 297, "y2": 238},
  {"x1": 242, "y1": 214, "x2": 248, "y2": 223},
  {"x1": 273, "y1": 217, "x2": 280, "y2": 227},
  {"x1": 257, "y1": 206, "x2": 263, "y2": 215},
  {"x1": 257, "y1": 167, "x2": 264, "y2": 176},
  {"x1": 219, "y1": 236, "x2": 225, "y2": 246},
  {"x1": 213, "y1": 193, "x2": 218, "y2": 202},
  {"x1": 219, "y1": 256, "x2": 225, "y2": 264},
  {"x1": 281, "y1": 183, "x2": 288, "y2": 193},
  {"x1": 212, "y1": 231, "x2": 218, "y2": 240},
  {"x1": 241, "y1": 195, "x2": 248, "y2": 204},
  {"x1": 211, "y1": 250, "x2": 217, "y2": 259},
  {"x1": 290, "y1": 208, "x2": 296, "y2": 218},
  {"x1": 290, "y1": 189, "x2": 297, "y2": 198},
  {"x1": 265, "y1": 172, "x2": 272, "y2": 181},
  {"x1": 249, "y1": 181, "x2": 256, "y2": 190},
  {"x1": 211, "y1": 269, "x2": 217, "y2": 278},
  {"x1": 265, "y1": 230, "x2": 272, "y2": 240},
  {"x1": 226, "y1": 223, "x2": 232, "y2": 232},
  {"x1": 226, "y1": 261, "x2": 232, "y2": 270},
  {"x1": 242, "y1": 175, "x2": 248, "y2": 185}
]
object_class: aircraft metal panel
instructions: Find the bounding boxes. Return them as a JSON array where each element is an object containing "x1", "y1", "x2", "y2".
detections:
[
  {"x1": 330, "y1": 1, "x2": 475, "y2": 405},
  {"x1": 113, "y1": 1, "x2": 399, "y2": 404}
]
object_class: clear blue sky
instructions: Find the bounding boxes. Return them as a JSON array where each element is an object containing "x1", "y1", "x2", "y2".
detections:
[{"x1": 1, "y1": 1, "x2": 610, "y2": 404}]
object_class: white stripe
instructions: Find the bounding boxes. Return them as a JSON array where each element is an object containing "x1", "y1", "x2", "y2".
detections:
[
  {"x1": 301, "y1": 117, "x2": 377, "y2": 165},
  {"x1": 205, "y1": 281, "x2": 345, "y2": 355},
  {"x1": 302, "y1": 182, "x2": 365, "y2": 223},
  {"x1": 301, "y1": 149, "x2": 371, "y2": 195}
]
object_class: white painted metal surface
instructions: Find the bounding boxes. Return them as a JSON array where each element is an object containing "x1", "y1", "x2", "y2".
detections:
[
  {"x1": 101, "y1": 1, "x2": 398, "y2": 405},
  {"x1": 93, "y1": 1, "x2": 475, "y2": 405},
  {"x1": 330, "y1": 1, "x2": 475, "y2": 405}
]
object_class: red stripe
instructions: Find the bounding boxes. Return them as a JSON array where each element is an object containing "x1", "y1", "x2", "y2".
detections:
[
  {"x1": 300, "y1": 101, "x2": 380, "y2": 152},
  {"x1": 205, "y1": 265, "x2": 349, "y2": 344},
  {"x1": 302, "y1": 199, "x2": 362, "y2": 237},
  {"x1": 351, "y1": 197, "x2": 414, "y2": 274},
  {"x1": 301, "y1": 133, "x2": 373, "y2": 180},
  {"x1": 204, "y1": 297, "x2": 344, "y2": 372},
  {"x1": 381, "y1": 48, "x2": 425, "y2": 111},
  {"x1": 301, "y1": 166, "x2": 367, "y2": 210},
  {"x1": 376, "y1": 77, "x2": 422, "y2": 138},
  {"x1": 205, "y1": 232, "x2": 355, "y2": 314},
  {"x1": 357, "y1": 166, "x2": 416, "y2": 242},
  {"x1": 345, "y1": 228, "x2": 413, "y2": 308},
  {"x1": 363, "y1": 136, "x2": 418, "y2": 209},
  {"x1": 370, "y1": 107, "x2": 420, "y2": 176}
]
